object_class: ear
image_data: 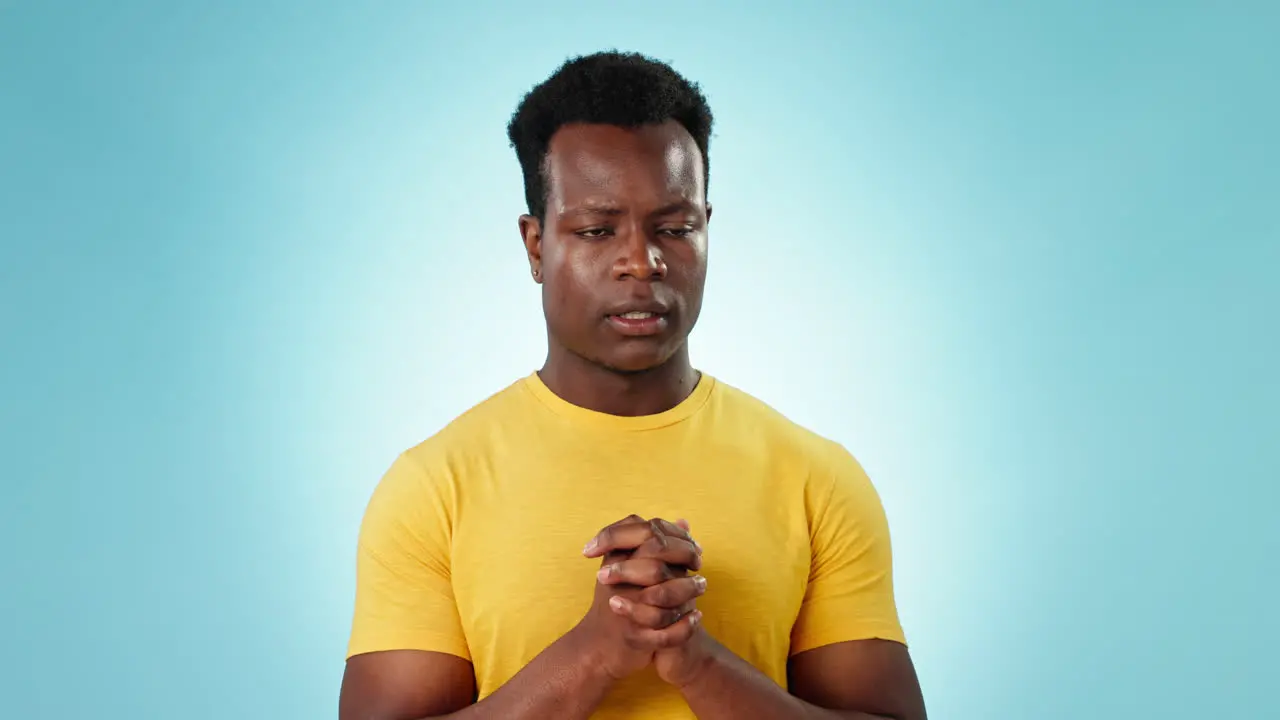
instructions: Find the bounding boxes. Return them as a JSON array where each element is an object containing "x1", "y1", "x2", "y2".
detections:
[
  {"x1": 704, "y1": 202, "x2": 713, "y2": 251},
  {"x1": 519, "y1": 214, "x2": 543, "y2": 284}
]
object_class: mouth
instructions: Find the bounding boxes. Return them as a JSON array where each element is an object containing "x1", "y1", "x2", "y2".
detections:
[{"x1": 605, "y1": 309, "x2": 670, "y2": 336}]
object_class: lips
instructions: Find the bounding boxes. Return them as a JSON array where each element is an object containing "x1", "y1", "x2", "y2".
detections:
[
  {"x1": 604, "y1": 301, "x2": 671, "y2": 317},
  {"x1": 605, "y1": 306, "x2": 670, "y2": 336}
]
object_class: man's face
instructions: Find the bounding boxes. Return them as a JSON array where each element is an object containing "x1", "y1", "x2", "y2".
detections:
[{"x1": 522, "y1": 121, "x2": 710, "y2": 373}]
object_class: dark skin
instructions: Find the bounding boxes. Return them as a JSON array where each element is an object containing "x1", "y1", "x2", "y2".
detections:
[
  {"x1": 527, "y1": 121, "x2": 708, "y2": 416},
  {"x1": 339, "y1": 121, "x2": 927, "y2": 719}
]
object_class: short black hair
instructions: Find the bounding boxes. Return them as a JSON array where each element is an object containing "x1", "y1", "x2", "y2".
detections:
[{"x1": 506, "y1": 50, "x2": 714, "y2": 221}]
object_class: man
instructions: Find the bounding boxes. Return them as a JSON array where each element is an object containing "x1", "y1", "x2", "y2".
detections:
[{"x1": 339, "y1": 51, "x2": 927, "y2": 720}]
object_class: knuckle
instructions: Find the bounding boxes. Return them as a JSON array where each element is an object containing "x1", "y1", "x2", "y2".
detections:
[
  {"x1": 626, "y1": 558, "x2": 646, "y2": 578},
  {"x1": 608, "y1": 559, "x2": 631, "y2": 581},
  {"x1": 628, "y1": 606, "x2": 651, "y2": 628},
  {"x1": 622, "y1": 606, "x2": 644, "y2": 627},
  {"x1": 636, "y1": 537, "x2": 660, "y2": 557},
  {"x1": 648, "y1": 519, "x2": 668, "y2": 542},
  {"x1": 645, "y1": 608, "x2": 668, "y2": 629},
  {"x1": 668, "y1": 625, "x2": 690, "y2": 645},
  {"x1": 638, "y1": 584, "x2": 661, "y2": 606},
  {"x1": 638, "y1": 560, "x2": 662, "y2": 584},
  {"x1": 673, "y1": 581, "x2": 693, "y2": 603}
]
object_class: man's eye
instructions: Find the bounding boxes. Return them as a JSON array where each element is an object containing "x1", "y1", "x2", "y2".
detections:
[
  {"x1": 659, "y1": 227, "x2": 694, "y2": 238},
  {"x1": 577, "y1": 228, "x2": 611, "y2": 238}
]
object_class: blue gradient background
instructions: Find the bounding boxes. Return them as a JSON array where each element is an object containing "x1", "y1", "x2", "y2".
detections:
[{"x1": 2, "y1": 2, "x2": 1276, "y2": 718}]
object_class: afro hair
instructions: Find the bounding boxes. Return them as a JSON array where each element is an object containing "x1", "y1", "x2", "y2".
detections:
[{"x1": 506, "y1": 50, "x2": 714, "y2": 221}]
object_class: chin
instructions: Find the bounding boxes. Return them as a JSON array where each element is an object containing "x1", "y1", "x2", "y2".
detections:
[{"x1": 597, "y1": 342, "x2": 682, "y2": 374}]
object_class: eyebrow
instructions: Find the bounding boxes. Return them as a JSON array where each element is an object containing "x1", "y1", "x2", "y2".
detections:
[
  {"x1": 563, "y1": 203, "x2": 624, "y2": 217},
  {"x1": 562, "y1": 200, "x2": 699, "y2": 218},
  {"x1": 649, "y1": 201, "x2": 698, "y2": 218}
]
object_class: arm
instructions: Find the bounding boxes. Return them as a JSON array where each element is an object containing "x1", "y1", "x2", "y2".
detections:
[
  {"x1": 672, "y1": 636, "x2": 924, "y2": 720},
  {"x1": 340, "y1": 631, "x2": 615, "y2": 720},
  {"x1": 341, "y1": 474, "x2": 705, "y2": 720},
  {"x1": 342, "y1": 452, "x2": 615, "y2": 720},
  {"x1": 657, "y1": 444, "x2": 926, "y2": 719},
  {"x1": 339, "y1": 451, "x2": 484, "y2": 719}
]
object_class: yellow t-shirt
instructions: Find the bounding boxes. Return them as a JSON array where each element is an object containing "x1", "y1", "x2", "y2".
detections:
[{"x1": 347, "y1": 372, "x2": 905, "y2": 719}]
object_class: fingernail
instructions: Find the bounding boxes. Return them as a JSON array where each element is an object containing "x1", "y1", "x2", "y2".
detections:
[
  {"x1": 597, "y1": 566, "x2": 613, "y2": 582},
  {"x1": 694, "y1": 575, "x2": 707, "y2": 592},
  {"x1": 690, "y1": 610, "x2": 702, "y2": 626},
  {"x1": 583, "y1": 538, "x2": 598, "y2": 555},
  {"x1": 609, "y1": 596, "x2": 627, "y2": 612}
]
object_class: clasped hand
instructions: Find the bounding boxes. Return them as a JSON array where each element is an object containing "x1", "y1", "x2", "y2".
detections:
[{"x1": 573, "y1": 514, "x2": 715, "y2": 687}]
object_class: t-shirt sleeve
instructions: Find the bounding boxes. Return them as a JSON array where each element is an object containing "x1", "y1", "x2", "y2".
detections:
[
  {"x1": 346, "y1": 450, "x2": 471, "y2": 661},
  {"x1": 790, "y1": 442, "x2": 907, "y2": 656}
]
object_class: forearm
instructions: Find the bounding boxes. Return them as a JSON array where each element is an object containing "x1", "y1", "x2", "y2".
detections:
[
  {"x1": 434, "y1": 628, "x2": 614, "y2": 720},
  {"x1": 679, "y1": 643, "x2": 892, "y2": 720}
]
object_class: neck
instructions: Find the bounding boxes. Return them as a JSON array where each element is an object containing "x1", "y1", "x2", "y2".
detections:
[{"x1": 538, "y1": 344, "x2": 700, "y2": 417}]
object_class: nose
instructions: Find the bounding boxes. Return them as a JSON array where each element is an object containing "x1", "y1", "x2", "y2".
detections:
[{"x1": 613, "y1": 228, "x2": 667, "y2": 281}]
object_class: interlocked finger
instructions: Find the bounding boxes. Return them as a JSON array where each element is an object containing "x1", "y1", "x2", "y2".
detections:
[
  {"x1": 610, "y1": 596, "x2": 696, "y2": 629},
  {"x1": 598, "y1": 557, "x2": 682, "y2": 586},
  {"x1": 631, "y1": 534, "x2": 701, "y2": 572},
  {"x1": 624, "y1": 609, "x2": 703, "y2": 650},
  {"x1": 636, "y1": 574, "x2": 707, "y2": 608}
]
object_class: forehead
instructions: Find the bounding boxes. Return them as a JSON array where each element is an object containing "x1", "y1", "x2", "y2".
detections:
[{"x1": 544, "y1": 121, "x2": 705, "y2": 208}]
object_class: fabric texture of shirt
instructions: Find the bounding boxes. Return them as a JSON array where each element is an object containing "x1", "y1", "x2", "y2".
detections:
[{"x1": 347, "y1": 372, "x2": 905, "y2": 719}]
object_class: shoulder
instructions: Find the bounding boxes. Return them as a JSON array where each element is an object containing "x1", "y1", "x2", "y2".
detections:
[
  {"x1": 709, "y1": 377, "x2": 853, "y2": 463},
  {"x1": 400, "y1": 376, "x2": 534, "y2": 468},
  {"x1": 368, "y1": 377, "x2": 534, "y2": 507},
  {"x1": 708, "y1": 377, "x2": 874, "y2": 510}
]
